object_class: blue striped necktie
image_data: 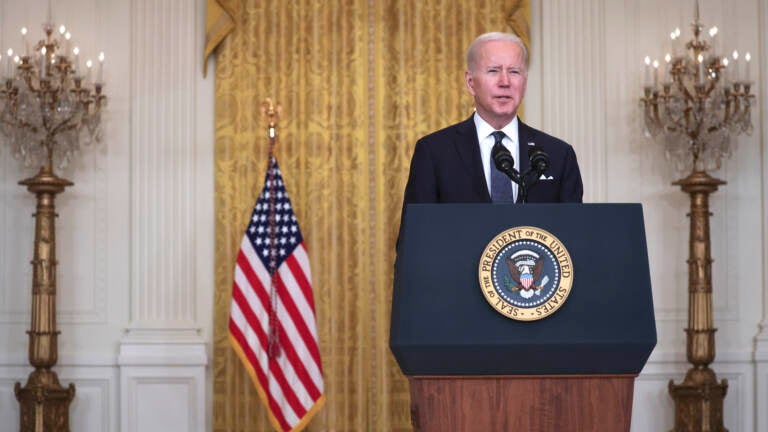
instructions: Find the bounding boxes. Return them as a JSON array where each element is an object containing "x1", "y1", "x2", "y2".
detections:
[{"x1": 490, "y1": 131, "x2": 514, "y2": 203}]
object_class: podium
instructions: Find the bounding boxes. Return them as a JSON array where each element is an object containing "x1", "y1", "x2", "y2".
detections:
[{"x1": 390, "y1": 204, "x2": 657, "y2": 431}]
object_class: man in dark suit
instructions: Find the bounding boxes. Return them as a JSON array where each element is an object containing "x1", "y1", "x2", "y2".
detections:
[{"x1": 403, "y1": 32, "x2": 583, "y2": 204}]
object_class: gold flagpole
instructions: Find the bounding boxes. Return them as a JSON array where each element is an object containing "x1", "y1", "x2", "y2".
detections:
[{"x1": 261, "y1": 98, "x2": 283, "y2": 358}]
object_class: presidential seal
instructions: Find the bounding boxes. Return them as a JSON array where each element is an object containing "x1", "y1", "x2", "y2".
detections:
[{"x1": 478, "y1": 226, "x2": 573, "y2": 321}]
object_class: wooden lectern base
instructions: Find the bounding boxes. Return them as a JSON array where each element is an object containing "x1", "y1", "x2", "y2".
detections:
[{"x1": 408, "y1": 375, "x2": 636, "y2": 432}]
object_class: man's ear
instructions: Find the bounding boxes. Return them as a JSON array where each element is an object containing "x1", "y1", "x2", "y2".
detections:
[{"x1": 465, "y1": 71, "x2": 475, "y2": 96}]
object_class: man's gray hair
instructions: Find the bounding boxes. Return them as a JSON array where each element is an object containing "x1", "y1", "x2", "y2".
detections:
[{"x1": 466, "y1": 32, "x2": 528, "y2": 71}]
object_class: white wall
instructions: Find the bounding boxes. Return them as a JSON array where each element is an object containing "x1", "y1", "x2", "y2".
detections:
[
  {"x1": 0, "y1": 0, "x2": 765, "y2": 431},
  {"x1": 0, "y1": 0, "x2": 213, "y2": 431}
]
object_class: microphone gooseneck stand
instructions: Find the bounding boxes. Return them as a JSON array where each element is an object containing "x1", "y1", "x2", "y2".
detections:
[{"x1": 492, "y1": 144, "x2": 550, "y2": 204}]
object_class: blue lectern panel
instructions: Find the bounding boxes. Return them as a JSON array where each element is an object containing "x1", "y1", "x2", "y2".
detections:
[{"x1": 390, "y1": 203, "x2": 657, "y2": 375}]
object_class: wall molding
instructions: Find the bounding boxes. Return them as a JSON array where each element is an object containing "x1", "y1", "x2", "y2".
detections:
[
  {"x1": 0, "y1": 353, "x2": 117, "y2": 367},
  {"x1": 118, "y1": 339, "x2": 208, "y2": 366},
  {"x1": 646, "y1": 349, "x2": 754, "y2": 364}
]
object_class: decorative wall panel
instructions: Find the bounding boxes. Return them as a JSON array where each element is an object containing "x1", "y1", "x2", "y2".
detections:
[
  {"x1": 121, "y1": 366, "x2": 206, "y2": 432},
  {"x1": 0, "y1": 0, "x2": 114, "y2": 327}
]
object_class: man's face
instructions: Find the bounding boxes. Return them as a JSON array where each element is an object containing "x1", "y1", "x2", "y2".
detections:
[{"x1": 465, "y1": 40, "x2": 527, "y2": 130}]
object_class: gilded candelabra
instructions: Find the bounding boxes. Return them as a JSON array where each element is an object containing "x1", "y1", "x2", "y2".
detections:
[
  {"x1": 0, "y1": 14, "x2": 106, "y2": 432},
  {"x1": 640, "y1": 2, "x2": 753, "y2": 431}
]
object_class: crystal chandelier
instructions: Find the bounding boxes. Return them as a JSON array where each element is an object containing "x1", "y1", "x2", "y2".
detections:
[
  {"x1": 0, "y1": 17, "x2": 106, "y2": 171},
  {"x1": 640, "y1": 1, "x2": 754, "y2": 173}
]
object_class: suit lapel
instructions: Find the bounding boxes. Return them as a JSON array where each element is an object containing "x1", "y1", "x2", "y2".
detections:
[
  {"x1": 453, "y1": 116, "x2": 491, "y2": 202},
  {"x1": 517, "y1": 120, "x2": 535, "y2": 203}
]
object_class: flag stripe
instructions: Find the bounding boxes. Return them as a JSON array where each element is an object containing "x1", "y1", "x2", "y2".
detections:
[
  {"x1": 272, "y1": 329, "x2": 316, "y2": 411},
  {"x1": 284, "y1": 251, "x2": 321, "y2": 335},
  {"x1": 280, "y1": 253, "x2": 315, "y2": 333},
  {"x1": 287, "y1": 246, "x2": 317, "y2": 314},
  {"x1": 237, "y1": 242, "x2": 271, "y2": 307},
  {"x1": 230, "y1": 282, "x2": 268, "y2": 369},
  {"x1": 230, "y1": 290, "x2": 269, "y2": 389},
  {"x1": 272, "y1": 276, "x2": 323, "y2": 385},
  {"x1": 266, "y1": 354, "x2": 306, "y2": 420},
  {"x1": 273, "y1": 272, "x2": 324, "y2": 390},
  {"x1": 272, "y1": 293, "x2": 322, "y2": 401},
  {"x1": 276, "y1": 261, "x2": 322, "y2": 362},
  {"x1": 229, "y1": 306, "x2": 267, "y2": 389},
  {"x1": 231, "y1": 288, "x2": 300, "y2": 428},
  {"x1": 229, "y1": 314, "x2": 293, "y2": 431}
]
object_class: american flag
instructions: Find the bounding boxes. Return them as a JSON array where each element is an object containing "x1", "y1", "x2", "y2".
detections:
[{"x1": 229, "y1": 155, "x2": 325, "y2": 432}]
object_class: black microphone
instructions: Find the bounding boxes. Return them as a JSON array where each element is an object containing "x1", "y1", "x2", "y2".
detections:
[
  {"x1": 528, "y1": 145, "x2": 550, "y2": 174},
  {"x1": 492, "y1": 143, "x2": 517, "y2": 180}
]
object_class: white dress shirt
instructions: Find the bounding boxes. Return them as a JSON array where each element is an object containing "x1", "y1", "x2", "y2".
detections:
[{"x1": 474, "y1": 113, "x2": 520, "y2": 202}]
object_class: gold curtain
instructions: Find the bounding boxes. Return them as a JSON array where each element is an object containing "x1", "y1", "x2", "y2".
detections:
[{"x1": 211, "y1": 1, "x2": 529, "y2": 430}]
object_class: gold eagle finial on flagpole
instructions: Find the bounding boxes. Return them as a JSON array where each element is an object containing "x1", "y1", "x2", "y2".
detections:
[{"x1": 261, "y1": 98, "x2": 282, "y2": 150}]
